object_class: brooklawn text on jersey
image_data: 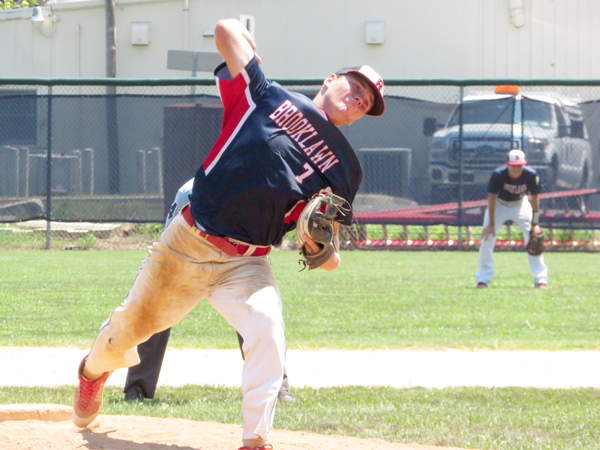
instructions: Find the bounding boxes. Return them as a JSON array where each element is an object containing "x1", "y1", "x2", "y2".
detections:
[{"x1": 270, "y1": 99, "x2": 339, "y2": 175}]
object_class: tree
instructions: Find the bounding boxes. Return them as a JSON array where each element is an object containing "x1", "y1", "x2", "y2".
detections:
[{"x1": 1, "y1": 0, "x2": 45, "y2": 10}]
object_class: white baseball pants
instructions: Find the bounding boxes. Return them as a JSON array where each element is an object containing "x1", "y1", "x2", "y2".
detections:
[
  {"x1": 475, "y1": 197, "x2": 548, "y2": 285},
  {"x1": 85, "y1": 211, "x2": 285, "y2": 441}
]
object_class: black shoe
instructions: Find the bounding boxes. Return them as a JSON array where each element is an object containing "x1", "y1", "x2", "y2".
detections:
[
  {"x1": 124, "y1": 385, "x2": 146, "y2": 402},
  {"x1": 277, "y1": 388, "x2": 296, "y2": 403}
]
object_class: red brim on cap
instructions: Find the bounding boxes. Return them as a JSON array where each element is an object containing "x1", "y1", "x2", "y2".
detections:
[{"x1": 507, "y1": 160, "x2": 527, "y2": 165}]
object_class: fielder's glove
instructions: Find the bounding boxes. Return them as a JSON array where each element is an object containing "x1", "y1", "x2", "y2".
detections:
[
  {"x1": 526, "y1": 225, "x2": 545, "y2": 256},
  {"x1": 296, "y1": 193, "x2": 348, "y2": 270}
]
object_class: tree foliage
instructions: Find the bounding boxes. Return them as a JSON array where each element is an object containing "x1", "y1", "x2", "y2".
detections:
[{"x1": 0, "y1": 0, "x2": 45, "y2": 10}]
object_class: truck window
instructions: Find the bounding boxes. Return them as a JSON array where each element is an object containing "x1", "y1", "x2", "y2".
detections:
[
  {"x1": 447, "y1": 97, "x2": 514, "y2": 127},
  {"x1": 563, "y1": 105, "x2": 587, "y2": 139},
  {"x1": 570, "y1": 120, "x2": 585, "y2": 138},
  {"x1": 521, "y1": 97, "x2": 553, "y2": 129}
]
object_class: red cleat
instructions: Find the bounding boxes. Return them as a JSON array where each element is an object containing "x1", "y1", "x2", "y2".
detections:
[
  {"x1": 72, "y1": 356, "x2": 113, "y2": 427},
  {"x1": 536, "y1": 283, "x2": 548, "y2": 289},
  {"x1": 238, "y1": 445, "x2": 273, "y2": 450}
]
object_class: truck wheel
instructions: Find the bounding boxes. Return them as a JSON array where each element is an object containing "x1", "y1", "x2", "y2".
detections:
[
  {"x1": 544, "y1": 159, "x2": 560, "y2": 210},
  {"x1": 579, "y1": 164, "x2": 590, "y2": 189},
  {"x1": 567, "y1": 164, "x2": 591, "y2": 211},
  {"x1": 546, "y1": 159, "x2": 559, "y2": 193}
]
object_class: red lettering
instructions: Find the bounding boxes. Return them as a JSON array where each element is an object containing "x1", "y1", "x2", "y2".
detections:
[
  {"x1": 289, "y1": 125, "x2": 316, "y2": 143},
  {"x1": 287, "y1": 118, "x2": 308, "y2": 134},
  {"x1": 318, "y1": 155, "x2": 339, "y2": 173},
  {"x1": 303, "y1": 139, "x2": 324, "y2": 157},
  {"x1": 275, "y1": 104, "x2": 299, "y2": 127},
  {"x1": 294, "y1": 162, "x2": 315, "y2": 184},
  {"x1": 281, "y1": 111, "x2": 304, "y2": 130},
  {"x1": 310, "y1": 147, "x2": 332, "y2": 164},
  {"x1": 269, "y1": 100, "x2": 293, "y2": 121}
]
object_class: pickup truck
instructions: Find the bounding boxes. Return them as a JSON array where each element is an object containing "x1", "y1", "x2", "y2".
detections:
[{"x1": 424, "y1": 85, "x2": 594, "y2": 202}]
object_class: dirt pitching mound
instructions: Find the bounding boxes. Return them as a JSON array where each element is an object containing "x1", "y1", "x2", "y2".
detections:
[{"x1": 0, "y1": 404, "x2": 478, "y2": 450}]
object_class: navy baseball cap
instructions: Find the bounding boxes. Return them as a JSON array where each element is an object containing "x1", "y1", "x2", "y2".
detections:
[{"x1": 336, "y1": 65, "x2": 385, "y2": 116}]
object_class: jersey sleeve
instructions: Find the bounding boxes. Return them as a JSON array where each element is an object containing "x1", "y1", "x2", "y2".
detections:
[
  {"x1": 203, "y1": 58, "x2": 270, "y2": 174},
  {"x1": 341, "y1": 186, "x2": 360, "y2": 226},
  {"x1": 487, "y1": 172, "x2": 503, "y2": 194},
  {"x1": 214, "y1": 57, "x2": 269, "y2": 123},
  {"x1": 528, "y1": 172, "x2": 541, "y2": 195},
  {"x1": 337, "y1": 205, "x2": 355, "y2": 226}
]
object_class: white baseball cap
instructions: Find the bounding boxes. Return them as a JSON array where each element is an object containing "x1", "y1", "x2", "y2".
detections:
[
  {"x1": 507, "y1": 149, "x2": 527, "y2": 165},
  {"x1": 335, "y1": 65, "x2": 385, "y2": 116}
]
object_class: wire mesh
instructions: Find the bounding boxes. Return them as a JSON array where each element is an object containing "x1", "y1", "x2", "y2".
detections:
[{"x1": 1, "y1": 79, "x2": 599, "y2": 250}]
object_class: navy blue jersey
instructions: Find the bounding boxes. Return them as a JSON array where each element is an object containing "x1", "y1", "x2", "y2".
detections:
[
  {"x1": 488, "y1": 165, "x2": 541, "y2": 202},
  {"x1": 190, "y1": 57, "x2": 362, "y2": 246}
]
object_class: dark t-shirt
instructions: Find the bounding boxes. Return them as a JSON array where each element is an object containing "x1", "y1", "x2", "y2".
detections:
[
  {"x1": 488, "y1": 165, "x2": 541, "y2": 202},
  {"x1": 190, "y1": 57, "x2": 362, "y2": 246}
]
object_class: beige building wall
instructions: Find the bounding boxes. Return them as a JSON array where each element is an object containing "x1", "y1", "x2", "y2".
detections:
[{"x1": 0, "y1": 0, "x2": 600, "y2": 80}]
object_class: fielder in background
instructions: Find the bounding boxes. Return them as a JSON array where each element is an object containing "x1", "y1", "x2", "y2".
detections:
[
  {"x1": 476, "y1": 149, "x2": 549, "y2": 289},
  {"x1": 124, "y1": 179, "x2": 295, "y2": 404},
  {"x1": 72, "y1": 17, "x2": 384, "y2": 450}
]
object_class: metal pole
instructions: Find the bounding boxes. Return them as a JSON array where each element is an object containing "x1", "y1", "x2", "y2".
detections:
[
  {"x1": 520, "y1": 95, "x2": 524, "y2": 151},
  {"x1": 45, "y1": 86, "x2": 52, "y2": 250},
  {"x1": 155, "y1": 147, "x2": 164, "y2": 195},
  {"x1": 106, "y1": 0, "x2": 120, "y2": 194},
  {"x1": 87, "y1": 148, "x2": 95, "y2": 195},
  {"x1": 191, "y1": 52, "x2": 198, "y2": 96},
  {"x1": 510, "y1": 96, "x2": 515, "y2": 147},
  {"x1": 15, "y1": 148, "x2": 20, "y2": 196},
  {"x1": 457, "y1": 86, "x2": 464, "y2": 251},
  {"x1": 105, "y1": 0, "x2": 116, "y2": 80},
  {"x1": 24, "y1": 147, "x2": 29, "y2": 197}
]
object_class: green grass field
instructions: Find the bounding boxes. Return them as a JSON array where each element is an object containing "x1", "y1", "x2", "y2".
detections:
[
  {"x1": 1, "y1": 385, "x2": 599, "y2": 450},
  {"x1": 1, "y1": 250, "x2": 598, "y2": 349},
  {"x1": 1, "y1": 249, "x2": 599, "y2": 450}
]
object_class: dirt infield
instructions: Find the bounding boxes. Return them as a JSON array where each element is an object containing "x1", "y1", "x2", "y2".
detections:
[{"x1": 0, "y1": 407, "x2": 479, "y2": 450}]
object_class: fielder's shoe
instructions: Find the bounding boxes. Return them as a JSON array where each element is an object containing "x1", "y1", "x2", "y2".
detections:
[
  {"x1": 238, "y1": 445, "x2": 273, "y2": 450},
  {"x1": 476, "y1": 282, "x2": 488, "y2": 288},
  {"x1": 124, "y1": 384, "x2": 147, "y2": 402},
  {"x1": 72, "y1": 356, "x2": 113, "y2": 428},
  {"x1": 277, "y1": 388, "x2": 296, "y2": 403},
  {"x1": 536, "y1": 283, "x2": 548, "y2": 289}
]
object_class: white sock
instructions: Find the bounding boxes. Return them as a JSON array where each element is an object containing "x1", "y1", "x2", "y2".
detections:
[
  {"x1": 83, "y1": 365, "x2": 103, "y2": 381},
  {"x1": 242, "y1": 438, "x2": 266, "y2": 448}
]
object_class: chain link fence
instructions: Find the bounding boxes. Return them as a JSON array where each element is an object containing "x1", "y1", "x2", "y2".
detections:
[{"x1": 1, "y1": 79, "x2": 600, "y2": 247}]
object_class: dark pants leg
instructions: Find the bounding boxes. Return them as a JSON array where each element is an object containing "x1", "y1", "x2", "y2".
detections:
[
  {"x1": 124, "y1": 327, "x2": 171, "y2": 399},
  {"x1": 236, "y1": 331, "x2": 289, "y2": 390}
]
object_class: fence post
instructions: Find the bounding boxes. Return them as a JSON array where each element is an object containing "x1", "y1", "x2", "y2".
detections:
[
  {"x1": 457, "y1": 86, "x2": 464, "y2": 251},
  {"x1": 106, "y1": 89, "x2": 120, "y2": 194},
  {"x1": 45, "y1": 86, "x2": 52, "y2": 250},
  {"x1": 84, "y1": 148, "x2": 94, "y2": 195},
  {"x1": 154, "y1": 147, "x2": 164, "y2": 195}
]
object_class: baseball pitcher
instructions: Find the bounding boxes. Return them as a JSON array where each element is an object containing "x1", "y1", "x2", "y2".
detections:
[{"x1": 72, "y1": 18, "x2": 385, "y2": 450}]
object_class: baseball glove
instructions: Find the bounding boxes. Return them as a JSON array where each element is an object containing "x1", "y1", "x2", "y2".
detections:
[
  {"x1": 526, "y1": 225, "x2": 544, "y2": 256},
  {"x1": 296, "y1": 193, "x2": 348, "y2": 270}
]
